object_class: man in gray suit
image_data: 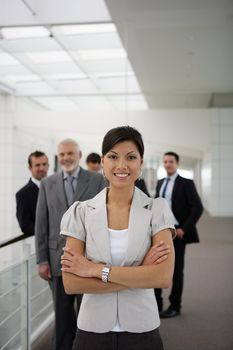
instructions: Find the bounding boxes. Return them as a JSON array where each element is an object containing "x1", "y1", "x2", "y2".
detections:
[{"x1": 35, "y1": 139, "x2": 105, "y2": 350}]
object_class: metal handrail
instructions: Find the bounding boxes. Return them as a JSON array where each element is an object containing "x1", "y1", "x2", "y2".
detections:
[{"x1": 0, "y1": 233, "x2": 30, "y2": 248}]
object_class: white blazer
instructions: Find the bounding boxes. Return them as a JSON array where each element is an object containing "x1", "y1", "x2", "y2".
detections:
[{"x1": 61, "y1": 187, "x2": 175, "y2": 333}]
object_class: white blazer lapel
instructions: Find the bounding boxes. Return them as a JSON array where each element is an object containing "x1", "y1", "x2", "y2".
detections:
[
  {"x1": 86, "y1": 189, "x2": 112, "y2": 264},
  {"x1": 124, "y1": 188, "x2": 152, "y2": 266}
]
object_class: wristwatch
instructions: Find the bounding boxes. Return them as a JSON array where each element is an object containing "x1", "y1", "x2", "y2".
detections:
[{"x1": 102, "y1": 265, "x2": 111, "y2": 283}]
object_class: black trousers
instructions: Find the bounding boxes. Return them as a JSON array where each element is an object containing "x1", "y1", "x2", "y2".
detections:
[
  {"x1": 49, "y1": 276, "x2": 83, "y2": 350},
  {"x1": 155, "y1": 237, "x2": 186, "y2": 311},
  {"x1": 72, "y1": 328, "x2": 164, "y2": 350}
]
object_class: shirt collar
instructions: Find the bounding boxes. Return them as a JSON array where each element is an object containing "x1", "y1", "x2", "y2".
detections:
[
  {"x1": 63, "y1": 166, "x2": 80, "y2": 180},
  {"x1": 167, "y1": 172, "x2": 178, "y2": 181},
  {"x1": 31, "y1": 176, "x2": 41, "y2": 188}
]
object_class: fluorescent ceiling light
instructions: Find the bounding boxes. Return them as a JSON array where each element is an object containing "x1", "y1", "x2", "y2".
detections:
[
  {"x1": 1, "y1": 26, "x2": 50, "y2": 39},
  {"x1": 60, "y1": 23, "x2": 116, "y2": 35},
  {"x1": 78, "y1": 49, "x2": 127, "y2": 60},
  {"x1": 6, "y1": 74, "x2": 41, "y2": 82},
  {"x1": 0, "y1": 53, "x2": 20, "y2": 66},
  {"x1": 26, "y1": 51, "x2": 71, "y2": 63}
]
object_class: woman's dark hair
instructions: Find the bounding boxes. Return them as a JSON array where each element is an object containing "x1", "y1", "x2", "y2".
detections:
[{"x1": 102, "y1": 126, "x2": 144, "y2": 158}]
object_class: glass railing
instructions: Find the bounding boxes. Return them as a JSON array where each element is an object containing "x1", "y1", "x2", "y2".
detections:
[{"x1": 0, "y1": 237, "x2": 54, "y2": 350}]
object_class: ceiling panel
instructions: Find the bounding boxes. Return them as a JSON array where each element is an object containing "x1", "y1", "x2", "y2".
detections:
[
  {"x1": 0, "y1": 0, "x2": 111, "y2": 25},
  {"x1": 80, "y1": 58, "x2": 133, "y2": 75},
  {"x1": 33, "y1": 97, "x2": 79, "y2": 111},
  {"x1": 0, "y1": 37, "x2": 61, "y2": 53},
  {"x1": 71, "y1": 96, "x2": 115, "y2": 111},
  {"x1": 54, "y1": 32, "x2": 122, "y2": 51},
  {"x1": 28, "y1": 62, "x2": 83, "y2": 75},
  {"x1": 0, "y1": 65, "x2": 31, "y2": 75},
  {"x1": 1, "y1": 0, "x2": 232, "y2": 108},
  {"x1": 96, "y1": 75, "x2": 141, "y2": 93},
  {"x1": 54, "y1": 79, "x2": 99, "y2": 94},
  {"x1": 15, "y1": 81, "x2": 55, "y2": 95}
]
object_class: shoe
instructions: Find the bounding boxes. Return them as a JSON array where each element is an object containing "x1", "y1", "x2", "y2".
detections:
[{"x1": 159, "y1": 307, "x2": 180, "y2": 318}]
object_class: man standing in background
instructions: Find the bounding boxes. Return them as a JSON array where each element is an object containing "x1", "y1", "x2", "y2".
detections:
[
  {"x1": 155, "y1": 151, "x2": 203, "y2": 318},
  {"x1": 35, "y1": 139, "x2": 105, "y2": 350},
  {"x1": 86, "y1": 152, "x2": 102, "y2": 172},
  {"x1": 16, "y1": 150, "x2": 49, "y2": 238}
]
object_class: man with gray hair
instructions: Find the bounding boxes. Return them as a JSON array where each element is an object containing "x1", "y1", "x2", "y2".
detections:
[{"x1": 35, "y1": 139, "x2": 105, "y2": 350}]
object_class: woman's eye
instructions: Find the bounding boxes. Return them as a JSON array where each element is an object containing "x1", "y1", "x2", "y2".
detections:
[
  {"x1": 128, "y1": 155, "x2": 137, "y2": 160},
  {"x1": 108, "y1": 154, "x2": 117, "y2": 159}
]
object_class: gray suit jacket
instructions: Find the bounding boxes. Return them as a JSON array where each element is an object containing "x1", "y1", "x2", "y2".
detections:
[
  {"x1": 35, "y1": 167, "x2": 105, "y2": 276},
  {"x1": 61, "y1": 187, "x2": 175, "y2": 332}
]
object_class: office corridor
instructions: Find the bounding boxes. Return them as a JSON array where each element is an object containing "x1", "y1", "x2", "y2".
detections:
[{"x1": 33, "y1": 211, "x2": 233, "y2": 350}]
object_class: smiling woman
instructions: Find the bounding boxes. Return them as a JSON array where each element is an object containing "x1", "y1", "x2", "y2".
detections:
[{"x1": 60, "y1": 126, "x2": 175, "y2": 350}]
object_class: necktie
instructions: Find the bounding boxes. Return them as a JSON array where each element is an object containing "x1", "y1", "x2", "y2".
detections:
[
  {"x1": 65, "y1": 176, "x2": 75, "y2": 206},
  {"x1": 161, "y1": 177, "x2": 170, "y2": 198}
]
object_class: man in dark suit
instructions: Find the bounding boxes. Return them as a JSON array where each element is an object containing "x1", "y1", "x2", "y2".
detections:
[
  {"x1": 35, "y1": 139, "x2": 105, "y2": 350},
  {"x1": 155, "y1": 151, "x2": 203, "y2": 318},
  {"x1": 16, "y1": 151, "x2": 49, "y2": 237},
  {"x1": 135, "y1": 178, "x2": 150, "y2": 196}
]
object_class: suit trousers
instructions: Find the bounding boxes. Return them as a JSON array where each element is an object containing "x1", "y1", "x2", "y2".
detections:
[
  {"x1": 49, "y1": 276, "x2": 83, "y2": 350},
  {"x1": 72, "y1": 328, "x2": 164, "y2": 350},
  {"x1": 155, "y1": 236, "x2": 186, "y2": 311}
]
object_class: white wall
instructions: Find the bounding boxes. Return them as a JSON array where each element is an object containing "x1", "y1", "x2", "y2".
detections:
[{"x1": 202, "y1": 109, "x2": 233, "y2": 216}]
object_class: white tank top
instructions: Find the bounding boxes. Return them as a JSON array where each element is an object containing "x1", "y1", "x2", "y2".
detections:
[{"x1": 108, "y1": 228, "x2": 128, "y2": 332}]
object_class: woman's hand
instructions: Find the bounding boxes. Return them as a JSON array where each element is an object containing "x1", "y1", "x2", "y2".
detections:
[
  {"x1": 142, "y1": 241, "x2": 171, "y2": 266},
  {"x1": 61, "y1": 247, "x2": 101, "y2": 278}
]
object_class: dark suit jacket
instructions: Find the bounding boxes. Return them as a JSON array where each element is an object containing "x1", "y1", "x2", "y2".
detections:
[
  {"x1": 16, "y1": 179, "x2": 39, "y2": 237},
  {"x1": 135, "y1": 178, "x2": 150, "y2": 197},
  {"x1": 156, "y1": 175, "x2": 203, "y2": 243}
]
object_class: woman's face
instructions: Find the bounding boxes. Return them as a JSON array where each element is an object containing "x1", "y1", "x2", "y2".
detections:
[{"x1": 102, "y1": 140, "x2": 143, "y2": 188}]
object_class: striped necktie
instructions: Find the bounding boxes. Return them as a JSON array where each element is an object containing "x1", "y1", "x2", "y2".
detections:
[{"x1": 65, "y1": 176, "x2": 75, "y2": 206}]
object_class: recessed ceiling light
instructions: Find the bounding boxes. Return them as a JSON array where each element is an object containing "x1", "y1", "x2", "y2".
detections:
[
  {"x1": 26, "y1": 51, "x2": 71, "y2": 63},
  {"x1": 60, "y1": 23, "x2": 116, "y2": 35},
  {"x1": 0, "y1": 53, "x2": 20, "y2": 66},
  {"x1": 78, "y1": 49, "x2": 127, "y2": 60},
  {"x1": 1, "y1": 26, "x2": 50, "y2": 39}
]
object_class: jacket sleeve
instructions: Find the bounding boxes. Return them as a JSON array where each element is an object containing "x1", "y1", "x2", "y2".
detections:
[
  {"x1": 182, "y1": 180, "x2": 203, "y2": 233},
  {"x1": 151, "y1": 198, "x2": 176, "y2": 238},
  {"x1": 16, "y1": 192, "x2": 34, "y2": 237},
  {"x1": 35, "y1": 181, "x2": 49, "y2": 264},
  {"x1": 60, "y1": 202, "x2": 86, "y2": 241}
]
